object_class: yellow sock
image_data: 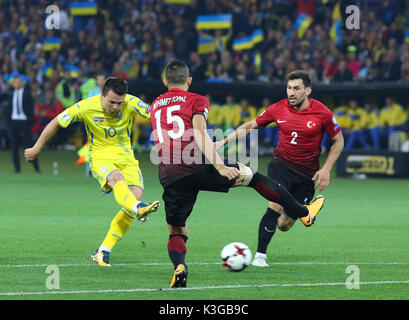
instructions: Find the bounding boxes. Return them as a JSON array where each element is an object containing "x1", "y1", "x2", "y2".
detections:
[
  {"x1": 101, "y1": 208, "x2": 136, "y2": 251},
  {"x1": 112, "y1": 180, "x2": 139, "y2": 213}
]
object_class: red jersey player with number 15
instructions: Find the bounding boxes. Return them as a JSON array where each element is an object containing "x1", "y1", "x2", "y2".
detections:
[
  {"x1": 216, "y1": 70, "x2": 344, "y2": 267},
  {"x1": 151, "y1": 62, "x2": 326, "y2": 288}
]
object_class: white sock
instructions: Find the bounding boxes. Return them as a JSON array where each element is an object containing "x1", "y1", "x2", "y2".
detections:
[
  {"x1": 132, "y1": 201, "x2": 141, "y2": 214},
  {"x1": 254, "y1": 252, "x2": 267, "y2": 260},
  {"x1": 98, "y1": 245, "x2": 111, "y2": 253}
]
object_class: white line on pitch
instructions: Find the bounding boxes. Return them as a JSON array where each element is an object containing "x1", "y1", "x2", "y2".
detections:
[
  {"x1": 0, "y1": 280, "x2": 408, "y2": 296},
  {"x1": 1, "y1": 261, "x2": 409, "y2": 268}
]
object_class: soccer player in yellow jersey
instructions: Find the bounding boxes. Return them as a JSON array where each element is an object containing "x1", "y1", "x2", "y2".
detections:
[{"x1": 24, "y1": 77, "x2": 160, "y2": 267}]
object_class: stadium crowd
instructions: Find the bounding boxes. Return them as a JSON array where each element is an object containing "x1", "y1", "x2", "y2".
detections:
[{"x1": 0, "y1": 0, "x2": 408, "y2": 152}]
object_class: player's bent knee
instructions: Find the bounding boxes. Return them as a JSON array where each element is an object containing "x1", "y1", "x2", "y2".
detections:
[
  {"x1": 107, "y1": 170, "x2": 125, "y2": 187},
  {"x1": 277, "y1": 216, "x2": 295, "y2": 232}
]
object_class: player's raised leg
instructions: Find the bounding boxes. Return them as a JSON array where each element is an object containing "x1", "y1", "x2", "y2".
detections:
[{"x1": 233, "y1": 163, "x2": 324, "y2": 223}]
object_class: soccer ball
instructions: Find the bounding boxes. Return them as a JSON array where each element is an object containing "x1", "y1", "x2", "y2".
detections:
[{"x1": 220, "y1": 242, "x2": 252, "y2": 272}]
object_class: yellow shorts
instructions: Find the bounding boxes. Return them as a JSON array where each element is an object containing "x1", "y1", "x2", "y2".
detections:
[{"x1": 90, "y1": 156, "x2": 144, "y2": 193}]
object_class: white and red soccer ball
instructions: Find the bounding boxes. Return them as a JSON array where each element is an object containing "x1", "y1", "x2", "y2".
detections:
[{"x1": 221, "y1": 242, "x2": 252, "y2": 272}]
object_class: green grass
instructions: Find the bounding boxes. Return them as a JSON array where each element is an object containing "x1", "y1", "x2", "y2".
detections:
[{"x1": 0, "y1": 149, "x2": 409, "y2": 300}]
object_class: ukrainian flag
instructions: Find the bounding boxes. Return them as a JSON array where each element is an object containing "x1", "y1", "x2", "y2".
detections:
[
  {"x1": 41, "y1": 64, "x2": 54, "y2": 78},
  {"x1": 233, "y1": 36, "x2": 254, "y2": 51},
  {"x1": 292, "y1": 13, "x2": 313, "y2": 39},
  {"x1": 233, "y1": 29, "x2": 264, "y2": 51},
  {"x1": 405, "y1": 30, "x2": 409, "y2": 43},
  {"x1": 164, "y1": 0, "x2": 190, "y2": 4},
  {"x1": 65, "y1": 64, "x2": 79, "y2": 78},
  {"x1": 330, "y1": 1, "x2": 342, "y2": 45},
  {"x1": 43, "y1": 37, "x2": 61, "y2": 51},
  {"x1": 70, "y1": 1, "x2": 97, "y2": 16},
  {"x1": 251, "y1": 29, "x2": 264, "y2": 45},
  {"x1": 196, "y1": 14, "x2": 232, "y2": 30},
  {"x1": 197, "y1": 36, "x2": 216, "y2": 54}
]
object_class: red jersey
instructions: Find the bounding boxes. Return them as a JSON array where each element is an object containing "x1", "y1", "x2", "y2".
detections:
[
  {"x1": 256, "y1": 98, "x2": 341, "y2": 178},
  {"x1": 150, "y1": 88, "x2": 209, "y2": 186}
]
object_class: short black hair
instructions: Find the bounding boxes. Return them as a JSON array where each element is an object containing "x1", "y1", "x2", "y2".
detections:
[
  {"x1": 164, "y1": 59, "x2": 190, "y2": 85},
  {"x1": 102, "y1": 77, "x2": 128, "y2": 96},
  {"x1": 286, "y1": 70, "x2": 311, "y2": 88}
]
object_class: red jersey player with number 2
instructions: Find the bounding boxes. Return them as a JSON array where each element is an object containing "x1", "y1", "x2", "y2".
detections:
[{"x1": 216, "y1": 70, "x2": 344, "y2": 267}]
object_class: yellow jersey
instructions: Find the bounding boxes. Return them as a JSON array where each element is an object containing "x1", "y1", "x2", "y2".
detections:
[
  {"x1": 380, "y1": 103, "x2": 408, "y2": 127},
  {"x1": 57, "y1": 94, "x2": 150, "y2": 160},
  {"x1": 365, "y1": 109, "x2": 381, "y2": 129},
  {"x1": 333, "y1": 106, "x2": 351, "y2": 129},
  {"x1": 348, "y1": 107, "x2": 367, "y2": 130}
]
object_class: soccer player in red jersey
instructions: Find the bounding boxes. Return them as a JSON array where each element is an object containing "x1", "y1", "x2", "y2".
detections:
[
  {"x1": 150, "y1": 61, "x2": 325, "y2": 287},
  {"x1": 216, "y1": 70, "x2": 344, "y2": 267}
]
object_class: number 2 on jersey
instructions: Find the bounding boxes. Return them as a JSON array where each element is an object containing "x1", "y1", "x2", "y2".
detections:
[
  {"x1": 155, "y1": 105, "x2": 185, "y2": 143},
  {"x1": 290, "y1": 131, "x2": 298, "y2": 144}
]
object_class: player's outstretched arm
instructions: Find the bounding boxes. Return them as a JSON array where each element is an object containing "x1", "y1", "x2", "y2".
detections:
[
  {"x1": 192, "y1": 114, "x2": 239, "y2": 180},
  {"x1": 25, "y1": 117, "x2": 61, "y2": 162},
  {"x1": 313, "y1": 131, "x2": 344, "y2": 191},
  {"x1": 214, "y1": 119, "x2": 259, "y2": 150}
]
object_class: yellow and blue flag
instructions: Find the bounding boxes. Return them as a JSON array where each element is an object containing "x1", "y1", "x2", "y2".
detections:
[
  {"x1": 70, "y1": 1, "x2": 97, "y2": 16},
  {"x1": 233, "y1": 35, "x2": 254, "y2": 51},
  {"x1": 198, "y1": 36, "x2": 216, "y2": 54},
  {"x1": 43, "y1": 37, "x2": 61, "y2": 51},
  {"x1": 65, "y1": 64, "x2": 79, "y2": 78},
  {"x1": 330, "y1": 2, "x2": 342, "y2": 45},
  {"x1": 405, "y1": 31, "x2": 409, "y2": 43},
  {"x1": 292, "y1": 13, "x2": 313, "y2": 39},
  {"x1": 196, "y1": 14, "x2": 232, "y2": 30},
  {"x1": 233, "y1": 29, "x2": 264, "y2": 51},
  {"x1": 251, "y1": 29, "x2": 264, "y2": 45}
]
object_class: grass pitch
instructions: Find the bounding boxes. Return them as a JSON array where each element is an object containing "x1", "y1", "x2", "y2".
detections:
[{"x1": 0, "y1": 149, "x2": 408, "y2": 300}]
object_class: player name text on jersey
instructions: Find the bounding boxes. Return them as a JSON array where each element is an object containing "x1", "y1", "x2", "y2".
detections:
[{"x1": 153, "y1": 96, "x2": 187, "y2": 109}]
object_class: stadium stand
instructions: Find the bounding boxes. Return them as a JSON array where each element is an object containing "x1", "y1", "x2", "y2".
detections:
[{"x1": 0, "y1": 0, "x2": 409, "y2": 152}]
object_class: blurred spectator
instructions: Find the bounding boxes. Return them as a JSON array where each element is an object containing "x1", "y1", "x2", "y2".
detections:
[
  {"x1": 344, "y1": 99, "x2": 370, "y2": 150},
  {"x1": 56, "y1": 70, "x2": 76, "y2": 109},
  {"x1": 87, "y1": 74, "x2": 106, "y2": 98},
  {"x1": 380, "y1": 97, "x2": 408, "y2": 145},
  {"x1": 239, "y1": 98, "x2": 257, "y2": 130},
  {"x1": 381, "y1": 49, "x2": 401, "y2": 81},
  {"x1": 32, "y1": 88, "x2": 64, "y2": 139},
  {"x1": 363, "y1": 101, "x2": 381, "y2": 150},
  {"x1": 333, "y1": 60, "x2": 353, "y2": 82}
]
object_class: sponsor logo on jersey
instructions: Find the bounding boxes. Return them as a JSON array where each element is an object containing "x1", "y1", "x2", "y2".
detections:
[{"x1": 93, "y1": 117, "x2": 104, "y2": 124}]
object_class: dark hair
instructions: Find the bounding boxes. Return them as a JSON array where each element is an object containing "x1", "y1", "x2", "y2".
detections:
[
  {"x1": 102, "y1": 77, "x2": 128, "y2": 96},
  {"x1": 164, "y1": 59, "x2": 190, "y2": 85},
  {"x1": 286, "y1": 70, "x2": 311, "y2": 88}
]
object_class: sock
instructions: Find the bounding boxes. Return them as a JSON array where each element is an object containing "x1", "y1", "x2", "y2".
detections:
[
  {"x1": 112, "y1": 180, "x2": 140, "y2": 213},
  {"x1": 100, "y1": 208, "x2": 136, "y2": 251},
  {"x1": 257, "y1": 208, "x2": 280, "y2": 254},
  {"x1": 168, "y1": 234, "x2": 188, "y2": 270},
  {"x1": 248, "y1": 172, "x2": 308, "y2": 219}
]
